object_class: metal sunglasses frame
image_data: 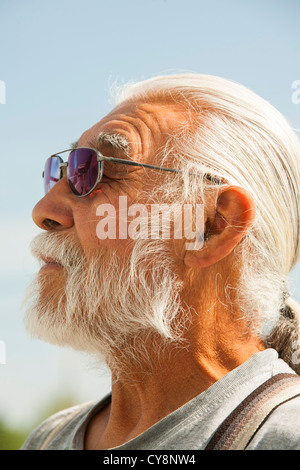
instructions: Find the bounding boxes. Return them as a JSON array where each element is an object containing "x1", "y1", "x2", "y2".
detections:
[{"x1": 43, "y1": 146, "x2": 223, "y2": 197}]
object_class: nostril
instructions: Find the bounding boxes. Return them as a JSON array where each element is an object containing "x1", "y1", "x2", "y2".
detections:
[{"x1": 42, "y1": 218, "x2": 62, "y2": 230}]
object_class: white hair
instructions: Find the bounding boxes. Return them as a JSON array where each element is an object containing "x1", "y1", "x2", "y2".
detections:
[
  {"x1": 113, "y1": 74, "x2": 300, "y2": 369},
  {"x1": 23, "y1": 232, "x2": 186, "y2": 379}
]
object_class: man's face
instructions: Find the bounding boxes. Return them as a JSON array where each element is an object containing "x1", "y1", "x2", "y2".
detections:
[
  {"x1": 23, "y1": 99, "x2": 190, "y2": 373},
  {"x1": 32, "y1": 99, "x2": 188, "y2": 261}
]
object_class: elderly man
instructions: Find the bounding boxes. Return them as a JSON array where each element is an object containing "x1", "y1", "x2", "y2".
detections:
[{"x1": 22, "y1": 74, "x2": 300, "y2": 450}]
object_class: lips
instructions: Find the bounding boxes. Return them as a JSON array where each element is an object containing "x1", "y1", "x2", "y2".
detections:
[{"x1": 40, "y1": 254, "x2": 63, "y2": 270}]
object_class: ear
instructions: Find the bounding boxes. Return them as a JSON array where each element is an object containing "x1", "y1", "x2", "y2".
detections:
[{"x1": 184, "y1": 186, "x2": 256, "y2": 268}]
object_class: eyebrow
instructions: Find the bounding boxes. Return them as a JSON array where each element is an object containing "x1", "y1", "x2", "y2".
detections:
[{"x1": 70, "y1": 132, "x2": 131, "y2": 157}]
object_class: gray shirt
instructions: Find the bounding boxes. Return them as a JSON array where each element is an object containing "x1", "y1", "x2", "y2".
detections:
[{"x1": 21, "y1": 349, "x2": 300, "y2": 450}]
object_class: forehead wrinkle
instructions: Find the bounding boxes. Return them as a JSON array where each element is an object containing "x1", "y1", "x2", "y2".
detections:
[
  {"x1": 134, "y1": 106, "x2": 170, "y2": 162},
  {"x1": 107, "y1": 111, "x2": 161, "y2": 164}
]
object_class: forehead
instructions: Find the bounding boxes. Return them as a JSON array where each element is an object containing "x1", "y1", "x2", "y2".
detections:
[{"x1": 78, "y1": 99, "x2": 189, "y2": 162}]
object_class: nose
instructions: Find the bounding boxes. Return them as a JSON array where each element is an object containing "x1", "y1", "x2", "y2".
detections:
[{"x1": 32, "y1": 178, "x2": 74, "y2": 231}]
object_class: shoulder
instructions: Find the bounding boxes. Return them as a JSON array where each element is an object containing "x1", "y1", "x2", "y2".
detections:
[
  {"x1": 247, "y1": 395, "x2": 300, "y2": 450},
  {"x1": 21, "y1": 401, "x2": 95, "y2": 450}
]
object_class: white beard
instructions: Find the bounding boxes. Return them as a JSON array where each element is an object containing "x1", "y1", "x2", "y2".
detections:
[{"x1": 23, "y1": 232, "x2": 186, "y2": 376}]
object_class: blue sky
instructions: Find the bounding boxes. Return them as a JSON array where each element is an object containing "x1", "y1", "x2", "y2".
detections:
[{"x1": 0, "y1": 0, "x2": 300, "y2": 429}]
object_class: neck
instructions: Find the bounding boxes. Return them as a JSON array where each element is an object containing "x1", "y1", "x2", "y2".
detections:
[{"x1": 85, "y1": 307, "x2": 264, "y2": 449}]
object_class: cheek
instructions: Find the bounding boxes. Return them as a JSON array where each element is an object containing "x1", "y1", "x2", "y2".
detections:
[{"x1": 75, "y1": 210, "x2": 134, "y2": 260}]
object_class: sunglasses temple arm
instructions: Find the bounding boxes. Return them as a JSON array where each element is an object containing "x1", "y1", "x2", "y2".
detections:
[
  {"x1": 100, "y1": 155, "x2": 183, "y2": 174},
  {"x1": 100, "y1": 155, "x2": 223, "y2": 183}
]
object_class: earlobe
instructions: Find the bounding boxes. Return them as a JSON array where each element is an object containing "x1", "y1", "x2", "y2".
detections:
[{"x1": 183, "y1": 186, "x2": 256, "y2": 269}]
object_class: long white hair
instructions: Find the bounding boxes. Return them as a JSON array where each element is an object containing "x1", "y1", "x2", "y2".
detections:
[{"x1": 113, "y1": 74, "x2": 300, "y2": 370}]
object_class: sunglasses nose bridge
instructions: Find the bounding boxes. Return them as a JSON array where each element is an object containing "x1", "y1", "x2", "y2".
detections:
[{"x1": 59, "y1": 162, "x2": 68, "y2": 178}]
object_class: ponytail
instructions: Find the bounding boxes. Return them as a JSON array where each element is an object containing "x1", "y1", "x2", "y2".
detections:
[{"x1": 266, "y1": 297, "x2": 300, "y2": 374}]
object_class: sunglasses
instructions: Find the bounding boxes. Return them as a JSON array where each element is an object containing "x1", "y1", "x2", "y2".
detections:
[{"x1": 43, "y1": 147, "x2": 222, "y2": 197}]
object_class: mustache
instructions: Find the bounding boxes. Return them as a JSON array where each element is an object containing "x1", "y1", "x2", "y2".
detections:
[{"x1": 29, "y1": 232, "x2": 85, "y2": 269}]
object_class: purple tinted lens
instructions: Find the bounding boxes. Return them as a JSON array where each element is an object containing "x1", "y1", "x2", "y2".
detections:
[
  {"x1": 44, "y1": 156, "x2": 61, "y2": 194},
  {"x1": 68, "y1": 148, "x2": 100, "y2": 196}
]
